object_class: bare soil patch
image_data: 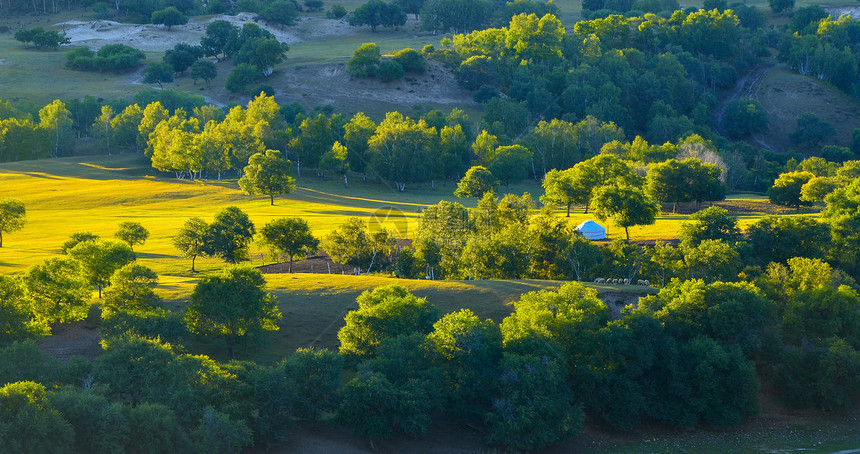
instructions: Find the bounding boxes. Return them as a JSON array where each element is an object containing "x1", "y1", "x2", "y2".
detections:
[
  {"x1": 56, "y1": 14, "x2": 355, "y2": 52},
  {"x1": 270, "y1": 60, "x2": 478, "y2": 115},
  {"x1": 750, "y1": 65, "x2": 860, "y2": 153},
  {"x1": 39, "y1": 320, "x2": 101, "y2": 363}
]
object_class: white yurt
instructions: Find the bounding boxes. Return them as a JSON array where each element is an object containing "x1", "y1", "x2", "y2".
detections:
[{"x1": 574, "y1": 220, "x2": 606, "y2": 240}]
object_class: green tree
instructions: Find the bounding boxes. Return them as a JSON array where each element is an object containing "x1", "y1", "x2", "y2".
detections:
[
  {"x1": 258, "y1": 217, "x2": 319, "y2": 272},
  {"x1": 769, "y1": 0, "x2": 793, "y2": 13},
  {"x1": 226, "y1": 63, "x2": 261, "y2": 93},
  {"x1": 23, "y1": 258, "x2": 91, "y2": 326},
  {"x1": 678, "y1": 206, "x2": 741, "y2": 247},
  {"x1": 38, "y1": 99, "x2": 75, "y2": 158},
  {"x1": 319, "y1": 141, "x2": 349, "y2": 182},
  {"x1": 114, "y1": 221, "x2": 149, "y2": 250},
  {"x1": 0, "y1": 199, "x2": 26, "y2": 248},
  {"x1": 800, "y1": 177, "x2": 840, "y2": 204},
  {"x1": 144, "y1": 61, "x2": 175, "y2": 89},
  {"x1": 101, "y1": 263, "x2": 162, "y2": 316},
  {"x1": 201, "y1": 20, "x2": 239, "y2": 61},
  {"x1": 238, "y1": 150, "x2": 296, "y2": 205},
  {"x1": 486, "y1": 353, "x2": 584, "y2": 451},
  {"x1": 541, "y1": 168, "x2": 583, "y2": 216},
  {"x1": 0, "y1": 277, "x2": 46, "y2": 345},
  {"x1": 336, "y1": 371, "x2": 400, "y2": 439},
  {"x1": 746, "y1": 215, "x2": 830, "y2": 266},
  {"x1": 337, "y1": 284, "x2": 439, "y2": 357},
  {"x1": 206, "y1": 206, "x2": 256, "y2": 263},
  {"x1": 591, "y1": 184, "x2": 659, "y2": 240},
  {"x1": 0, "y1": 381, "x2": 75, "y2": 454},
  {"x1": 151, "y1": 6, "x2": 188, "y2": 29},
  {"x1": 261, "y1": 0, "x2": 298, "y2": 26},
  {"x1": 185, "y1": 266, "x2": 281, "y2": 357},
  {"x1": 768, "y1": 171, "x2": 815, "y2": 211},
  {"x1": 392, "y1": 48, "x2": 426, "y2": 73},
  {"x1": 486, "y1": 144, "x2": 533, "y2": 189},
  {"x1": 60, "y1": 231, "x2": 99, "y2": 254},
  {"x1": 790, "y1": 113, "x2": 835, "y2": 152},
  {"x1": 414, "y1": 201, "x2": 471, "y2": 279},
  {"x1": 454, "y1": 165, "x2": 498, "y2": 198},
  {"x1": 426, "y1": 309, "x2": 501, "y2": 416},
  {"x1": 822, "y1": 179, "x2": 860, "y2": 274},
  {"x1": 67, "y1": 240, "x2": 136, "y2": 298},
  {"x1": 164, "y1": 43, "x2": 203, "y2": 74},
  {"x1": 92, "y1": 105, "x2": 115, "y2": 153},
  {"x1": 376, "y1": 59, "x2": 404, "y2": 82},
  {"x1": 724, "y1": 98, "x2": 768, "y2": 138},
  {"x1": 570, "y1": 154, "x2": 641, "y2": 213},
  {"x1": 173, "y1": 217, "x2": 209, "y2": 272},
  {"x1": 190, "y1": 60, "x2": 217, "y2": 87},
  {"x1": 347, "y1": 42, "x2": 381, "y2": 76},
  {"x1": 283, "y1": 347, "x2": 344, "y2": 420}
]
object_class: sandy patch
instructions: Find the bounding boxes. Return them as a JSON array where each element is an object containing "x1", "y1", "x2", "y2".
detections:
[
  {"x1": 55, "y1": 14, "x2": 356, "y2": 52},
  {"x1": 826, "y1": 6, "x2": 860, "y2": 19}
]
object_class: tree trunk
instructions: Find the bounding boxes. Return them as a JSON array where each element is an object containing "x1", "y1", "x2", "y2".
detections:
[
  {"x1": 270, "y1": 193, "x2": 274, "y2": 205},
  {"x1": 566, "y1": 202, "x2": 571, "y2": 217},
  {"x1": 625, "y1": 227, "x2": 630, "y2": 241},
  {"x1": 584, "y1": 204, "x2": 589, "y2": 214},
  {"x1": 191, "y1": 254, "x2": 197, "y2": 273},
  {"x1": 344, "y1": 174, "x2": 348, "y2": 188},
  {"x1": 289, "y1": 255, "x2": 293, "y2": 273},
  {"x1": 0, "y1": 232, "x2": 3, "y2": 247}
]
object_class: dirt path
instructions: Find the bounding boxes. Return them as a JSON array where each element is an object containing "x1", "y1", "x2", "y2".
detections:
[{"x1": 712, "y1": 62, "x2": 775, "y2": 150}]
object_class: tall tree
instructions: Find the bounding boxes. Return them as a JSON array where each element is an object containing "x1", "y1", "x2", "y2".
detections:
[
  {"x1": 67, "y1": 239, "x2": 136, "y2": 298},
  {"x1": 173, "y1": 217, "x2": 209, "y2": 272},
  {"x1": 768, "y1": 171, "x2": 815, "y2": 211},
  {"x1": 258, "y1": 217, "x2": 319, "y2": 272},
  {"x1": 454, "y1": 165, "x2": 498, "y2": 198},
  {"x1": 205, "y1": 206, "x2": 256, "y2": 264},
  {"x1": 24, "y1": 258, "x2": 92, "y2": 326},
  {"x1": 184, "y1": 266, "x2": 281, "y2": 358},
  {"x1": 115, "y1": 221, "x2": 149, "y2": 250},
  {"x1": 238, "y1": 150, "x2": 296, "y2": 205},
  {"x1": 0, "y1": 199, "x2": 26, "y2": 248},
  {"x1": 591, "y1": 184, "x2": 660, "y2": 240}
]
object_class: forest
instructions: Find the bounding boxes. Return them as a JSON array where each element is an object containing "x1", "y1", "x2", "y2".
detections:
[{"x1": 1, "y1": 0, "x2": 860, "y2": 451}]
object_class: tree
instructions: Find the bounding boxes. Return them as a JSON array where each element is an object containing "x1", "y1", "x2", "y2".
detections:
[
  {"x1": 114, "y1": 221, "x2": 149, "y2": 250},
  {"x1": 454, "y1": 165, "x2": 498, "y2": 198},
  {"x1": 101, "y1": 263, "x2": 162, "y2": 316},
  {"x1": 173, "y1": 217, "x2": 209, "y2": 272},
  {"x1": 569, "y1": 154, "x2": 641, "y2": 213},
  {"x1": 337, "y1": 284, "x2": 439, "y2": 357},
  {"x1": 822, "y1": 179, "x2": 860, "y2": 275},
  {"x1": 800, "y1": 177, "x2": 840, "y2": 204},
  {"x1": 769, "y1": 0, "x2": 793, "y2": 13},
  {"x1": 392, "y1": 48, "x2": 426, "y2": 73},
  {"x1": 67, "y1": 240, "x2": 136, "y2": 298},
  {"x1": 724, "y1": 98, "x2": 768, "y2": 138},
  {"x1": 486, "y1": 353, "x2": 584, "y2": 451},
  {"x1": 190, "y1": 60, "x2": 217, "y2": 87},
  {"x1": 376, "y1": 60, "x2": 404, "y2": 82},
  {"x1": 151, "y1": 7, "x2": 188, "y2": 29},
  {"x1": 184, "y1": 266, "x2": 281, "y2": 357},
  {"x1": 61, "y1": 231, "x2": 99, "y2": 254},
  {"x1": 541, "y1": 168, "x2": 581, "y2": 216},
  {"x1": 747, "y1": 215, "x2": 830, "y2": 266},
  {"x1": 591, "y1": 184, "x2": 659, "y2": 240},
  {"x1": 226, "y1": 64, "x2": 261, "y2": 93},
  {"x1": 164, "y1": 43, "x2": 203, "y2": 74},
  {"x1": 259, "y1": 217, "x2": 319, "y2": 272},
  {"x1": 0, "y1": 381, "x2": 75, "y2": 454},
  {"x1": 486, "y1": 144, "x2": 533, "y2": 189},
  {"x1": 768, "y1": 171, "x2": 815, "y2": 211},
  {"x1": 23, "y1": 258, "x2": 91, "y2": 326},
  {"x1": 0, "y1": 199, "x2": 26, "y2": 248},
  {"x1": 201, "y1": 20, "x2": 239, "y2": 61},
  {"x1": 206, "y1": 206, "x2": 256, "y2": 263},
  {"x1": 0, "y1": 276, "x2": 45, "y2": 345},
  {"x1": 347, "y1": 42, "x2": 381, "y2": 77},
  {"x1": 38, "y1": 99, "x2": 75, "y2": 158},
  {"x1": 677, "y1": 206, "x2": 741, "y2": 247},
  {"x1": 261, "y1": 0, "x2": 298, "y2": 26},
  {"x1": 284, "y1": 348, "x2": 344, "y2": 420},
  {"x1": 426, "y1": 309, "x2": 501, "y2": 415},
  {"x1": 323, "y1": 218, "x2": 395, "y2": 275},
  {"x1": 238, "y1": 150, "x2": 296, "y2": 205},
  {"x1": 144, "y1": 61, "x2": 175, "y2": 89},
  {"x1": 790, "y1": 113, "x2": 835, "y2": 152}
]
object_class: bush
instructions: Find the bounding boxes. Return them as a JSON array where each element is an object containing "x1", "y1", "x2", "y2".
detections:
[
  {"x1": 226, "y1": 63, "x2": 261, "y2": 92},
  {"x1": 473, "y1": 84, "x2": 499, "y2": 103},
  {"x1": 347, "y1": 42, "x2": 380, "y2": 77},
  {"x1": 376, "y1": 60, "x2": 404, "y2": 82},
  {"x1": 326, "y1": 3, "x2": 347, "y2": 18},
  {"x1": 249, "y1": 84, "x2": 275, "y2": 96},
  {"x1": 392, "y1": 48, "x2": 426, "y2": 74},
  {"x1": 305, "y1": 0, "x2": 324, "y2": 10},
  {"x1": 94, "y1": 44, "x2": 146, "y2": 71}
]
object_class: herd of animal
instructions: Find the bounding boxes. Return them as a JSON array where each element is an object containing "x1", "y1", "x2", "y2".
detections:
[{"x1": 594, "y1": 278, "x2": 651, "y2": 286}]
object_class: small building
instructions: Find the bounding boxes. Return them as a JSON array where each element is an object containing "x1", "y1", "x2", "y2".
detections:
[{"x1": 574, "y1": 220, "x2": 606, "y2": 240}]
